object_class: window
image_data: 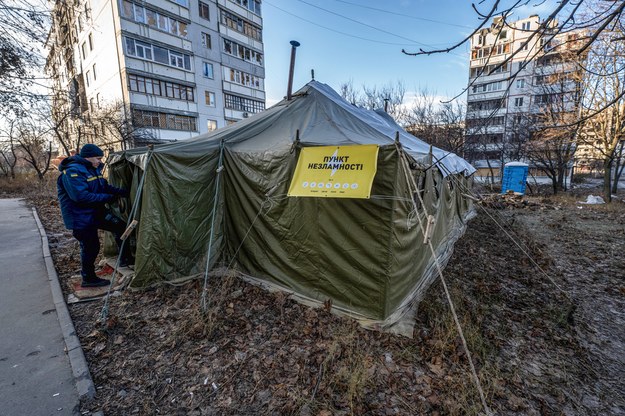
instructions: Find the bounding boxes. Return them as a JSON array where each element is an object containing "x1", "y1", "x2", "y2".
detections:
[
  {"x1": 203, "y1": 62, "x2": 214, "y2": 78},
  {"x1": 207, "y1": 119, "x2": 217, "y2": 131},
  {"x1": 125, "y1": 37, "x2": 191, "y2": 70},
  {"x1": 170, "y1": 51, "x2": 184, "y2": 68},
  {"x1": 231, "y1": 0, "x2": 261, "y2": 15},
  {"x1": 128, "y1": 74, "x2": 194, "y2": 101},
  {"x1": 521, "y1": 22, "x2": 531, "y2": 31},
  {"x1": 169, "y1": 0, "x2": 189, "y2": 7},
  {"x1": 472, "y1": 81, "x2": 505, "y2": 93},
  {"x1": 516, "y1": 79, "x2": 525, "y2": 89},
  {"x1": 500, "y1": 30, "x2": 507, "y2": 39},
  {"x1": 88, "y1": 33, "x2": 94, "y2": 50},
  {"x1": 224, "y1": 93, "x2": 265, "y2": 113},
  {"x1": 465, "y1": 116, "x2": 506, "y2": 128},
  {"x1": 133, "y1": 109, "x2": 197, "y2": 131},
  {"x1": 222, "y1": 39, "x2": 263, "y2": 65},
  {"x1": 467, "y1": 98, "x2": 506, "y2": 112},
  {"x1": 469, "y1": 62, "x2": 509, "y2": 78},
  {"x1": 136, "y1": 40, "x2": 153, "y2": 59},
  {"x1": 84, "y1": 3, "x2": 91, "y2": 19},
  {"x1": 514, "y1": 97, "x2": 524, "y2": 107},
  {"x1": 90, "y1": 97, "x2": 95, "y2": 112},
  {"x1": 220, "y1": 9, "x2": 262, "y2": 41},
  {"x1": 134, "y1": 3, "x2": 145, "y2": 23},
  {"x1": 228, "y1": 68, "x2": 262, "y2": 89},
  {"x1": 92, "y1": 64, "x2": 97, "y2": 80},
  {"x1": 86, "y1": 70, "x2": 91, "y2": 87},
  {"x1": 495, "y1": 43, "x2": 510, "y2": 55},
  {"x1": 199, "y1": 1, "x2": 209, "y2": 19},
  {"x1": 121, "y1": 1, "x2": 188, "y2": 38},
  {"x1": 201, "y1": 32, "x2": 211, "y2": 48},
  {"x1": 534, "y1": 94, "x2": 561, "y2": 106},
  {"x1": 146, "y1": 77, "x2": 162, "y2": 96},
  {"x1": 81, "y1": 42, "x2": 87, "y2": 59},
  {"x1": 205, "y1": 91, "x2": 216, "y2": 106}
]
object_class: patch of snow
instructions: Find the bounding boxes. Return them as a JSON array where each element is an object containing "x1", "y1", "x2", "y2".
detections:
[{"x1": 579, "y1": 195, "x2": 605, "y2": 204}]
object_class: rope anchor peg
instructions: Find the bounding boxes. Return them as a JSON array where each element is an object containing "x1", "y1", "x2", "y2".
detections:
[{"x1": 423, "y1": 214, "x2": 436, "y2": 244}]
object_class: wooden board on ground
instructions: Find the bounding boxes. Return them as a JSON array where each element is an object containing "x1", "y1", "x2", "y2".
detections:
[{"x1": 66, "y1": 260, "x2": 134, "y2": 303}]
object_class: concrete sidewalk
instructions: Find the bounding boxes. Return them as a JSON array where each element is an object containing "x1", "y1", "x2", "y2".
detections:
[{"x1": 0, "y1": 198, "x2": 92, "y2": 416}]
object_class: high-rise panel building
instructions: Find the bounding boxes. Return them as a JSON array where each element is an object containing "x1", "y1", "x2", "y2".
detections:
[
  {"x1": 46, "y1": 0, "x2": 265, "y2": 146},
  {"x1": 465, "y1": 15, "x2": 582, "y2": 179}
]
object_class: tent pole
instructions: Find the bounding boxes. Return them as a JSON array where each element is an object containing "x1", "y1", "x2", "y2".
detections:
[{"x1": 201, "y1": 140, "x2": 226, "y2": 312}]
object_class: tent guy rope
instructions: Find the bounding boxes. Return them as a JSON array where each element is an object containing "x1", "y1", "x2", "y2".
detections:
[{"x1": 396, "y1": 143, "x2": 492, "y2": 415}]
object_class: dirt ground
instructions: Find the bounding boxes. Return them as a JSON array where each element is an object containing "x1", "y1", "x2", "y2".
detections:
[{"x1": 6, "y1": 179, "x2": 625, "y2": 415}]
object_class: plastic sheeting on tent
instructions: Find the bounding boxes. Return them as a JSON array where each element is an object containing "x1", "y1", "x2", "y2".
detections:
[{"x1": 107, "y1": 81, "x2": 476, "y2": 335}]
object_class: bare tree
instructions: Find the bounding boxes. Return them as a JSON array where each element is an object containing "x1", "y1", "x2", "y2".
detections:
[
  {"x1": 578, "y1": 27, "x2": 625, "y2": 201},
  {"x1": 525, "y1": 49, "x2": 583, "y2": 194},
  {"x1": 612, "y1": 140, "x2": 625, "y2": 193},
  {"x1": 0, "y1": 0, "x2": 49, "y2": 116},
  {"x1": 90, "y1": 102, "x2": 155, "y2": 150},
  {"x1": 42, "y1": 97, "x2": 155, "y2": 156},
  {"x1": 16, "y1": 129, "x2": 53, "y2": 180},
  {"x1": 405, "y1": 90, "x2": 466, "y2": 154},
  {"x1": 339, "y1": 80, "x2": 408, "y2": 123},
  {"x1": 402, "y1": 1, "x2": 624, "y2": 82},
  {"x1": 0, "y1": 119, "x2": 19, "y2": 178}
]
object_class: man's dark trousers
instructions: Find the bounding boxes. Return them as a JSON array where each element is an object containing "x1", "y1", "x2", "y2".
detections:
[{"x1": 72, "y1": 213, "x2": 128, "y2": 280}]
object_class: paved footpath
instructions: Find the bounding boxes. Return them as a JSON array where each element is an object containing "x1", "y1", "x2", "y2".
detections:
[{"x1": 0, "y1": 198, "x2": 92, "y2": 416}]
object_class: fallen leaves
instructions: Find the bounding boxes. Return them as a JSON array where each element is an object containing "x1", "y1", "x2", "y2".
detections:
[{"x1": 28, "y1": 188, "x2": 625, "y2": 415}]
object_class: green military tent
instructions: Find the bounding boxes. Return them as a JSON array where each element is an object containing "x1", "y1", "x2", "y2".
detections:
[{"x1": 108, "y1": 81, "x2": 475, "y2": 334}]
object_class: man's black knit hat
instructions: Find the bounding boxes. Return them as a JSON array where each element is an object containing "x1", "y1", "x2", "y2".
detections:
[{"x1": 80, "y1": 144, "x2": 104, "y2": 158}]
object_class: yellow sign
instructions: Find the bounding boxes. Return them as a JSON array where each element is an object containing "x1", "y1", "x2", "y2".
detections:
[{"x1": 288, "y1": 145, "x2": 379, "y2": 198}]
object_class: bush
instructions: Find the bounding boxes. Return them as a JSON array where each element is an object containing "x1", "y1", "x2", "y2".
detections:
[{"x1": 0, "y1": 173, "x2": 57, "y2": 198}]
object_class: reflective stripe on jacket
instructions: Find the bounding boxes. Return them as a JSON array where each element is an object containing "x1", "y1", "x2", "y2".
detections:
[{"x1": 57, "y1": 155, "x2": 126, "y2": 229}]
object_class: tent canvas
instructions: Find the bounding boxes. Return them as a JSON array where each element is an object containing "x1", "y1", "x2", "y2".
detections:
[{"x1": 108, "y1": 81, "x2": 475, "y2": 334}]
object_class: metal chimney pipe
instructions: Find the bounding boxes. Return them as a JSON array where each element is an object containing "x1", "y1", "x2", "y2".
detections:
[{"x1": 286, "y1": 40, "x2": 300, "y2": 101}]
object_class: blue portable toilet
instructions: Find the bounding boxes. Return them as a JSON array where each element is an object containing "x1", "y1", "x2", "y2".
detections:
[{"x1": 501, "y1": 162, "x2": 529, "y2": 194}]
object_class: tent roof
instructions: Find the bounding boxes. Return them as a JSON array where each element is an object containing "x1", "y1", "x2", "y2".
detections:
[{"x1": 118, "y1": 81, "x2": 475, "y2": 176}]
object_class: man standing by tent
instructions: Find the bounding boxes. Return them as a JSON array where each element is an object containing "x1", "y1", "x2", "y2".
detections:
[{"x1": 57, "y1": 144, "x2": 131, "y2": 287}]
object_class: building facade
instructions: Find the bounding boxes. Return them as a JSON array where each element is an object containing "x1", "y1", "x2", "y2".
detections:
[
  {"x1": 465, "y1": 15, "x2": 582, "y2": 180},
  {"x1": 46, "y1": 0, "x2": 265, "y2": 146}
]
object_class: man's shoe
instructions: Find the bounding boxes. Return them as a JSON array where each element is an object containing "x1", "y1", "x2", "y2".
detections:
[{"x1": 81, "y1": 277, "x2": 111, "y2": 288}]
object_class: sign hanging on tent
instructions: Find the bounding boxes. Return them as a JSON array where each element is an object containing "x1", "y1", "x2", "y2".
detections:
[{"x1": 288, "y1": 145, "x2": 379, "y2": 199}]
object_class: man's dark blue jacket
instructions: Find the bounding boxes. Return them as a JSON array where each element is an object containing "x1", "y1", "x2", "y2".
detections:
[{"x1": 57, "y1": 156, "x2": 127, "y2": 230}]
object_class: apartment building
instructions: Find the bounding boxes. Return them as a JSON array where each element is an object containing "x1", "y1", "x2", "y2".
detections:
[
  {"x1": 465, "y1": 15, "x2": 582, "y2": 179},
  {"x1": 46, "y1": 0, "x2": 265, "y2": 145}
]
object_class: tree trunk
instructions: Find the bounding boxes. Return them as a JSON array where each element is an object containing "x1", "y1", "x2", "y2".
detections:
[
  {"x1": 611, "y1": 142, "x2": 624, "y2": 194},
  {"x1": 612, "y1": 158, "x2": 621, "y2": 194},
  {"x1": 552, "y1": 177, "x2": 558, "y2": 195},
  {"x1": 604, "y1": 159, "x2": 613, "y2": 202}
]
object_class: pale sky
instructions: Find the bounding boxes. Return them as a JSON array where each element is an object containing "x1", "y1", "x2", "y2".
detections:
[{"x1": 261, "y1": 0, "x2": 558, "y2": 106}]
